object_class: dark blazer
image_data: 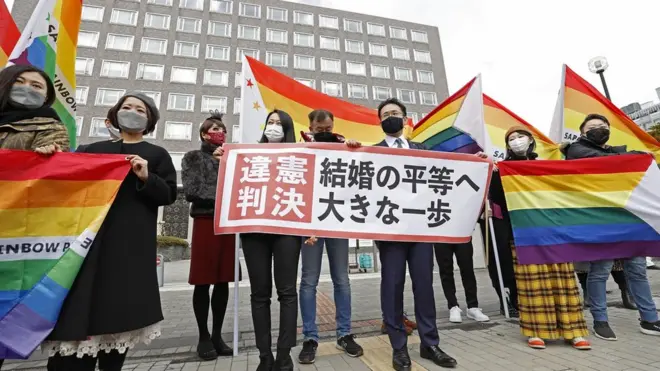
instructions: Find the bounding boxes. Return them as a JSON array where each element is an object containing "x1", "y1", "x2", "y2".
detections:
[{"x1": 374, "y1": 138, "x2": 428, "y2": 150}]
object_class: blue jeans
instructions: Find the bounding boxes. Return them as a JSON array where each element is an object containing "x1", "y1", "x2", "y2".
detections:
[
  {"x1": 588, "y1": 256, "x2": 658, "y2": 322},
  {"x1": 299, "y1": 238, "x2": 351, "y2": 341}
]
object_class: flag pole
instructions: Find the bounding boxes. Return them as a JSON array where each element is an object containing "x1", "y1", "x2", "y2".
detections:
[
  {"x1": 233, "y1": 234, "x2": 240, "y2": 356},
  {"x1": 489, "y1": 216, "x2": 509, "y2": 319},
  {"x1": 483, "y1": 201, "x2": 489, "y2": 267}
]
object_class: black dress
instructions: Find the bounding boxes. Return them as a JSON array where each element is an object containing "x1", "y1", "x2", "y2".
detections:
[{"x1": 44, "y1": 140, "x2": 177, "y2": 356}]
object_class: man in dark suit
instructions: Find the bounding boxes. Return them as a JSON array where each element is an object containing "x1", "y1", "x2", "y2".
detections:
[{"x1": 373, "y1": 98, "x2": 457, "y2": 370}]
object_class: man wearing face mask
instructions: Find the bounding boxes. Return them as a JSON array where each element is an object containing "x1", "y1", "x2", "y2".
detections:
[{"x1": 563, "y1": 113, "x2": 660, "y2": 340}]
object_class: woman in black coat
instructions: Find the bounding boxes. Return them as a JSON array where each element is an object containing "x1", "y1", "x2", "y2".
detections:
[{"x1": 44, "y1": 93, "x2": 177, "y2": 371}]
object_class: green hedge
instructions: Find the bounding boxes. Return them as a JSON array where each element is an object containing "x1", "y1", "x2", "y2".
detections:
[{"x1": 157, "y1": 235, "x2": 190, "y2": 248}]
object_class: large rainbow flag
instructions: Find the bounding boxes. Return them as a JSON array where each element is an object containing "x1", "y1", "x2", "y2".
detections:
[
  {"x1": 549, "y1": 64, "x2": 660, "y2": 162},
  {"x1": 0, "y1": 0, "x2": 20, "y2": 67},
  {"x1": 0, "y1": 150, "x2": 129, "y2": 359},
  {"x1": 6, "y1": 0, "x2": 82, "y2": 148},
  {"x1": 238, "y1": 56, "x2": 412, "y2": 144},
  {"x1": 412, "y1": 76, "x2": 560, "y2": 160},
  {"x1": 498, "y1": 154, "x2": 660, "y2": 265}
]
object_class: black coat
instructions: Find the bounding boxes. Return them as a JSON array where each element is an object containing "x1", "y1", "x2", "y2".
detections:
[
  {"x1": 181, "y1": 142, "x2": 219, "y2": 218},
  {"x1": 48, "y1": 140, "x2": 177, "y2": 341},
  {"x1": 561, "y1": 137, "x2": 630, "y2": 159}
]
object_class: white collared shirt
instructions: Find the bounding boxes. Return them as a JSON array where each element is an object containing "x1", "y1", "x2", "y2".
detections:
[{"x1": 384, "y1": 135, "x2": 410, "y2": 149}]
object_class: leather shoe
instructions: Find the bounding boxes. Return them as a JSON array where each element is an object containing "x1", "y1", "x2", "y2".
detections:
[
  {"x1": 392, "y1": 347, "x2": 411, "y2": 371},
  {"x1": 420, "y1": 345, "x2": 457, "y2": 368}
]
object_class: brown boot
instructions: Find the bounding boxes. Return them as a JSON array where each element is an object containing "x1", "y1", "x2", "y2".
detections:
[
  {"x1": 381, "y1": 321, "x2": 414, "y2": 336},
  {"x1": 403, "y1": 314, "x2": 417, "y2": 330}
]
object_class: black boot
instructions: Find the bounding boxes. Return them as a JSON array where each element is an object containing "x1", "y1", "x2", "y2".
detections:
[
  {"x1": 211, "y1": 334, "x2": 233, "y2": 357},
  {"x1": 621, "y1": 287, "x2": 637, "y2": 310},
  {"x1": 275, "y1": 348, "x2": 294, "y2": 371},
  {"x1": 577, "y1": 272, "x2": 590, "y2": 308},
  {"x1": 257, "y1": 352, "x2": 275, "y2": 371}
]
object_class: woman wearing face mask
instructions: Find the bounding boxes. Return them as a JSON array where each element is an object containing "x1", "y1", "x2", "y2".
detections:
[
  {"x1": 44, "y1": 92, "x2": 177, "y2": 371},
  {"x1": 0, "y1": 64, "x2": 69, "y2": 153},
  {"x1": 489, "y1": 126, "x2": 591, "y2": 351},
  {"x1": 241, "y1": 110, "x2": 300, "y2": 371},
  {"x1": 182, "y1": 111, "x2": 240, "y2": 361}
]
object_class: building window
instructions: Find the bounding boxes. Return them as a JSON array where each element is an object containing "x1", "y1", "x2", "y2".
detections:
[
  {"x1": 267, "y1": 7, "x2": 287, "y2": 22},
  {"x1": 348, "y1": 84, "x2": 368, "y2": 99},
  {"x1": 168, "y1": 93, "x2": 195, "y2": 111},
  {"x1": 235, "y1": 72, "x2": 242, "y2": 87},
  {"x1": 233, "y1": 98, "x2": 241, "y2": 114},
  {"x1": 201, "y1": 96, "x2": 228, "y2": 113},
  {"x1": 173, "y1": 41, "x2": 200, "y2": 58},
  {"x1": 75, "y1": 116, "x2": 84, "y2": 136},
  {"x1": 100, "y1": 60, "x2": 130, "y2": 78},
  {"x1": 238, "y1": 25, "x2": 260, "y2": 40},
  {"x1": 266, "y1": 29, "x2": 288, "y2": 44},
  {"x1": 294, "y1": 32, "x2": 314, "y2": 48},
  {"x1": 319, "y1": 36, "x2": 339, "y2": 51},
  {"x1": 411, "y1": 30, "x2": 429, "y2": 43},
  {"x1": 392, "y1": 46, "x2": 410, "y2": 60},
  {"x1": 294, "y1": 11, "x2": 313, "y2": 26},
  {"x1": 75, "y1": 58, "x2": 94, "y2": 76},
  {"x1": 319, "y1": 15, "x2": 338, "y2": 29},
  {"x1": 179, "y1": 0, "x2": 203, "y2": 10},
  {"x1": 164, "y1": 121, "x2": 193, "y2": 140},
  {"x1": 170, "y1": 66, "x2": 197, "y2": 84},
  {"x1": 142, "y1": 91, "x2": 162, "y2": 108},
  {"x1": 206, "y1": 44, "x2": 230, "y2": 61},
  {"x1": 110, "y1": 9, "x2": 138, "y2": 26},
  {"x1": 346, "y1": 61, "x2": 366, "y2": 76},
  {"x1": 345, "y1": 39, "x2": 364, "y2": 54},
  {"x1": 105, "y1": 34, "x2": 134, "y2": 51},
  {"x1": 397, "y1": 89, "x2": 415, "y2": 104},
  {"x1": 89, "y1": 117, "x2": 110, "y2": 137},
  {"x1": 177, "y1": 17, "x2": 202, "y2": 33},
  {"x1": 371, "y1": 64, "x2": 390, "y2": 79},
  {"x1": 209, "y1": 21, "x2": 231, "y2": 37},
  {"x1": 266, "y1": 52, "x2": 287, "y2": 67},
  {"x1": 204, "y1": 69, "x2": 229, "y2": 86},
  {"x1": 417, "y1": 70, "x2": 434, "y2": 84},
  {"x1": 373, "y1": 86, "x2": 392, "y2": 101},
  {"x1": 81, "y1": 5, "x2": 104, "y2": 22},
  {"x1": 236, "y1": 48, "x2": 259, "y2": 62},
  {"x1": 78, "y1": 31, "x2": 99, "y2": 48},
  {"x1": 96, "y1": 88, "x2": 126, "y2": 106},
  {"x1": 295, "y1": 78, "x2": 315, "y2": 89},
  {"x1": 210, "y1": 0, "x2": 232, "y2": 13},
  {"x1": 75, "y1": 86, "x2": 89, "y2": 105},
  {"x1": 320, "y1": 58, "x2": 341, "y2": 74},
  {"x1": 414, "y1": 50, "x2": 432, "y2": 63},
  {"x1": 144, "y1": 13, "x2": 171, "y2": 29},
  {"x1": 140, "y1": 37, "x2": 168, "y2": 55},
  {"x1": 368, "y1": 43, "x2": 387, "y2": 57},
  {"x1": 232, "y1": 125, "x2": 240, "y2": 143},
  {"x1": 420, "y1": 91, "x2": 438, "y2": 106},
  {"x1": 394, "y1": 67, "x2": 413, "y2": 82},
  {"x1": 367, "y1": 22, "x2": 385, "y2": 36},
  {"x1": 343, "y1": 19, "x2": 362, "y2": 33},
  {"x1": 148, "y1": 0, "x2": 173, "y2": 5},
  {"x1": 294, "y1": 55, "x2": 315, "y2": 71},
  {"x1": 322, "y1": 81, "x2": 342, "y2": 97},
  {"x1": 409, "y1": 112, "x2": 419, "y2": 124},
  {"x1": 239, "y1": 3, "x2": 261, "y2": 18},
  {"x1": 389, "y1": 26, "x2": 407, "y2": 40}
]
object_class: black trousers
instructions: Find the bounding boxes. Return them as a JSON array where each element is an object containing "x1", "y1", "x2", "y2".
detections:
[
  {"x1": 482, "y1": 218, "x2": 518, "y2": 310},
  {"x1": 241, "y1": 233, "x2": 301, "y2": 355},
  {"x1": 46, "y1": 350, "x2": 127, "y2": 371},
  {"x1": 434, "y1": 242, "x2": 479, "y2": 309}
]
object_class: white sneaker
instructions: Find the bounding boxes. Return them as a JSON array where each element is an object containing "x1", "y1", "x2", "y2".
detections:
[
  {"x1": 467, "y1": 308, "x2": 490, "y2": 322},
  {"x1": 449, "y1": 306, "x2": 462, "y2": 323}
]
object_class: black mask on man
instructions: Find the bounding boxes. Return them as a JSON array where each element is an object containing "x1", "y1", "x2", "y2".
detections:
[
  {"x1": 381, "y1": 116, "x2": 404, "y2": 135},
  {"x1": 313, "y1": 131, "x2": 340, "y2": 142},
  {"x1": 585, "y1": 127, "x2": 610, "y2": 145}
]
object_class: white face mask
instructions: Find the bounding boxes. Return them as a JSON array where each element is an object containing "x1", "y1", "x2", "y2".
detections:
[
  {"x1": 509, "y1": 137, "x2": 531, "y2": 155},
  {"x1": 264, "y1": 125, "x2": 284, "y2": 142}
]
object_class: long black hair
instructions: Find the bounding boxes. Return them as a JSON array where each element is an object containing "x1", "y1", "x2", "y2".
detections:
[
  {"x1": 0, "y1": 64, "x2": 56, "y2": 112},
  {"x1": 259, "y1": 109, "x2": 296, "y2": 143}
]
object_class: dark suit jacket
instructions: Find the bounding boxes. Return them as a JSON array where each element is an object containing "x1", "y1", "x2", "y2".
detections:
[{"x1": 374, "y1": 138, "x2": 428, "y2": 150}]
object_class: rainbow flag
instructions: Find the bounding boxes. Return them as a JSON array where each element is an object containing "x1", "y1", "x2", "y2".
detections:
[
  {"x1": 498, "y1": 154, "x2": 660, "y2": 265},
  {"x1": 412, "y1": 76, "x2": 560, "y2": 160},
  {"x1": 238, "y1": 56, "x2": 412, "y2": 144},
  {"x1": 0, "y1": 150, "x2": 129, "y2": 359},
  {"x1": 0, "y1": 0, "x2": 20, "y2": 67},
  {"x1": 6, "y1": 0, "x2": 83, "y2": 149},
  {"x1": 549, "y1": 64, "x2": 660, "y2": 161}
]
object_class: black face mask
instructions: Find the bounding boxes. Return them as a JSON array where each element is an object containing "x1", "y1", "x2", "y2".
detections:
[
  {"x1": 585, "y1": 127, "x2": 610, "y2": 145},
  {"x1": 381, "y1": 116, "x2": 404, "y2": 135},
  {"x1": 313, "y1": 131, "x2": 340, "y2": 142}
]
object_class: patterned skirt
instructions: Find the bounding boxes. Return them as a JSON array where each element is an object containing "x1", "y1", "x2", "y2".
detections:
[{"x1": 511, "y1": 242, "x2": 589, "y2": 340}]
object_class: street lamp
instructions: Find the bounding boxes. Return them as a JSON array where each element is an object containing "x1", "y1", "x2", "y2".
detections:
[{"x1": 588, "y1": 56, "x2": 611, "y2": 101}]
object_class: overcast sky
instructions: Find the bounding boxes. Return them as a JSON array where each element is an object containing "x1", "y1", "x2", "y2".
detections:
[{"x1": 6, "y1": 0, "x2": 660, "y2": 133}]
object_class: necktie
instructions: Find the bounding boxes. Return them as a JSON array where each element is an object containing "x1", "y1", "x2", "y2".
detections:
[{"x1": 395, "y1": 138, "x2": 403, "y2": 148}]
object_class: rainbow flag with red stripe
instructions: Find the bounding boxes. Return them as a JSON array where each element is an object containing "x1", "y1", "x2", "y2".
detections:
[
  {"x1": 550, "y1": 64, "x2": 660, "y2": 162},
  {"x1": 237, "y1": 56, "x2": 411, "y2": 144},
  {"x1": 498, "y1": 154, "x2": 660, "y2": 265},
  {"x1": 0, "y1": 150, "x2": 129, "y2": 359},
  {"x1": 0, "y1": 0, "x2": 20, "y2": 67}
]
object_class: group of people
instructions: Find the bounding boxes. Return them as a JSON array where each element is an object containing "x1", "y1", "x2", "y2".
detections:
[{"x1": 0, "y1": 62, "x2": 659, "y2": 371}]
